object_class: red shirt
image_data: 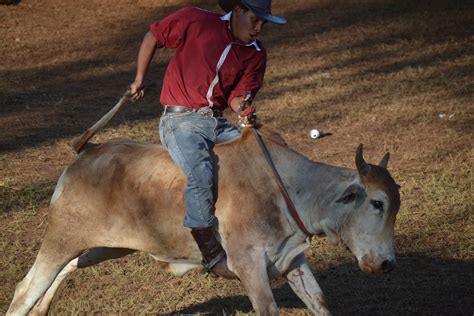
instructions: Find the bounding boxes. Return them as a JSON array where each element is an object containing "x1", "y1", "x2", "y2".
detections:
[{"x1": 150, "y1": 7, "x2": 267, "y2": 111}]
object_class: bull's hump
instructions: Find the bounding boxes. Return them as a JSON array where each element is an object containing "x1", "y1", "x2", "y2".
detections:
[{"x1": 69, "y1": 140, "x2": 171, "y2": 176}]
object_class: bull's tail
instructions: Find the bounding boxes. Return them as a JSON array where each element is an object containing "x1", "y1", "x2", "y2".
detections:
[
  {"x1": 78, "y1": 142, "x2": 100, "y2": 152},
  {"x1": 71, "y1": 89, "x2": 131, "y2": 154}
]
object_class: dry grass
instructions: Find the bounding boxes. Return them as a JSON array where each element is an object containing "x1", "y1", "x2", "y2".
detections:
[{"x1": 0, "y1": 0, "x2": 473, "y2": 315}]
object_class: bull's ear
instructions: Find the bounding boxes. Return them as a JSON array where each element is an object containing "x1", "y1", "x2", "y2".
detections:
[
  {"x1": 379, "y1": 152, "x2": 390, "y2": 169},
  {"x1": 336, "y1": 183, "x2": 363, "y2": 204},
  {"x1": 355, "y1": 144, "x2": 370, "y2": 177}
]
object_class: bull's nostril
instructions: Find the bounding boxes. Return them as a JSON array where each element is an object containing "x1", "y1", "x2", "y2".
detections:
[{"x1": 382, "y1": 259, "x2": 395, "y2": 272}]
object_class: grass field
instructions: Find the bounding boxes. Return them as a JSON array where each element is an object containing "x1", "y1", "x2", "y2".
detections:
[{"x1": 0, "y1": 0, "x2": 473, "y2": 314}]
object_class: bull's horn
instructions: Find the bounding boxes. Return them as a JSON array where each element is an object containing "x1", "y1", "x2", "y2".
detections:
[
  {"x1": 379, "y1": 152, "x2": 390, "y2": 169},
  {"x1": 355, "y1": 144, "x2": 370, "y2": 176}
]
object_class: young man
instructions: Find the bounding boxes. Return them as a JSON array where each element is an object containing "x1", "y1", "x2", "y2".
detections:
[{"x1": 130, "y1": 0, "x2": 286, "y2": 279}]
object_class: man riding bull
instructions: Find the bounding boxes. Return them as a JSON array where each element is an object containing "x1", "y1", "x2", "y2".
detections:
[{"x1": 130, "y1": 0, "x2": 286, "y2": 279}]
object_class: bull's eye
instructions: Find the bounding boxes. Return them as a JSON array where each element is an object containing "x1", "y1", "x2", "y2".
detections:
[{"x1": 371, "y1": 200, "x2": 384, "y2": 212}]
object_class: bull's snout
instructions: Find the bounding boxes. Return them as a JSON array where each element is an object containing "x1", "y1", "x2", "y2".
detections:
[{"x1": 359, "y1": 255, "x2": 396, "y2": 273}]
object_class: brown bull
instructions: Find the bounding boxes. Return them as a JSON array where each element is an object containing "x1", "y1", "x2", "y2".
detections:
[{"x1": 7, "y1": 128, "x2": 400, "y2": 315}]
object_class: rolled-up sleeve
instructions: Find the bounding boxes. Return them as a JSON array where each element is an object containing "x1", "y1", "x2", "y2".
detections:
[
  {"x1": 228, "y1": 51, "x2": 267, "y2": 104},
  {"x1": 150, "y1": 7, "x2": 194, "y2": 49}
]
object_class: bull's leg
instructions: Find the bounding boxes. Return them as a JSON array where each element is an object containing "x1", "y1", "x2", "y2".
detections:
[
  {"x1": 229, "y1": 251, "x2": 279, "y2": 316},
  {"x1": 30, "y1": 247, "x2": 135, "y2": 315},
  {"x1": 285, "y1": 253, "x2": 330, "y2": 316},
  {"x1": 7, "y1": 240, "x2": 83, "y2": 316}
]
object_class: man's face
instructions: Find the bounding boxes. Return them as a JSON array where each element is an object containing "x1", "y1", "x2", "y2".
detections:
[{"x1": 232, "y1": 6, "x2": 266, "y2": 43}]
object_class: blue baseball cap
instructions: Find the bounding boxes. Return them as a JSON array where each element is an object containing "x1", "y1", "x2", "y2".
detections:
[{"x1": 219, "y1": 0, "x2": 287, "y2": 25}]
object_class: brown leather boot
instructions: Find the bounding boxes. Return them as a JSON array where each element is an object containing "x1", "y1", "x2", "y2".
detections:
[{"x1": 190, "y1": 228, "x2": 238, "y2": 280}]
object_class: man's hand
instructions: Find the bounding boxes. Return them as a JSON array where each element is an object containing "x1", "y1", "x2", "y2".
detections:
[
  {"x1": 238, "y1": 105, "x2": 257, "y2": 127},
  {"x1": 237, "y1": 91, "x2": 257, "y2": 127},
  {"x1": 130, "y1": 80, "x2": 145, "y2": 100}
]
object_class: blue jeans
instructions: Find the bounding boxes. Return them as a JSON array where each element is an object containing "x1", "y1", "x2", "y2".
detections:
[{"x1": 159, "y1": 111, "x2": 240, "y2": 228}]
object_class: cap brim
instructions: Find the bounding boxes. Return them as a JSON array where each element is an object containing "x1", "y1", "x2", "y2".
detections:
[
  {"x1": 219, "y1": 0, "x2": 287, "y2": 25},
  {"x1": 254, "y1": 12, "x2": 287, "y2": 25}
]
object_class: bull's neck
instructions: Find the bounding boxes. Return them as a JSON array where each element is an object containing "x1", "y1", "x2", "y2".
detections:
[{"x1": 266, "y1": 141, "x2": 357, "y2": 236}]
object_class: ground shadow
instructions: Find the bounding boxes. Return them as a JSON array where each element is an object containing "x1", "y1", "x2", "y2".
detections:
[{"x1": 174, "y1": 253, "x2": 473, "y2": 315}]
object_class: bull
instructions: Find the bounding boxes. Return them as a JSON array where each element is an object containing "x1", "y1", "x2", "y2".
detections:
[{"x1": 7, "y1": 128, "x2": 400, "y2": 315}]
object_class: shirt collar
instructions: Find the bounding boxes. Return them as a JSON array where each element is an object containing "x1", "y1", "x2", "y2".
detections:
[{"x1": 220, "y1": 12, "x2": 261, "y2": 51}]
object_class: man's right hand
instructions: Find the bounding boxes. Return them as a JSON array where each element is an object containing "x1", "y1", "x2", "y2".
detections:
[{"x1": 130, "y1": 80, "x2": 145, "y2": 100}]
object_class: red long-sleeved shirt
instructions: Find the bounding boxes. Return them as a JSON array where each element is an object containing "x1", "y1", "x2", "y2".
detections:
[{"x1": 150, "y1": 7, "x2": 267, "y2": 111}]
